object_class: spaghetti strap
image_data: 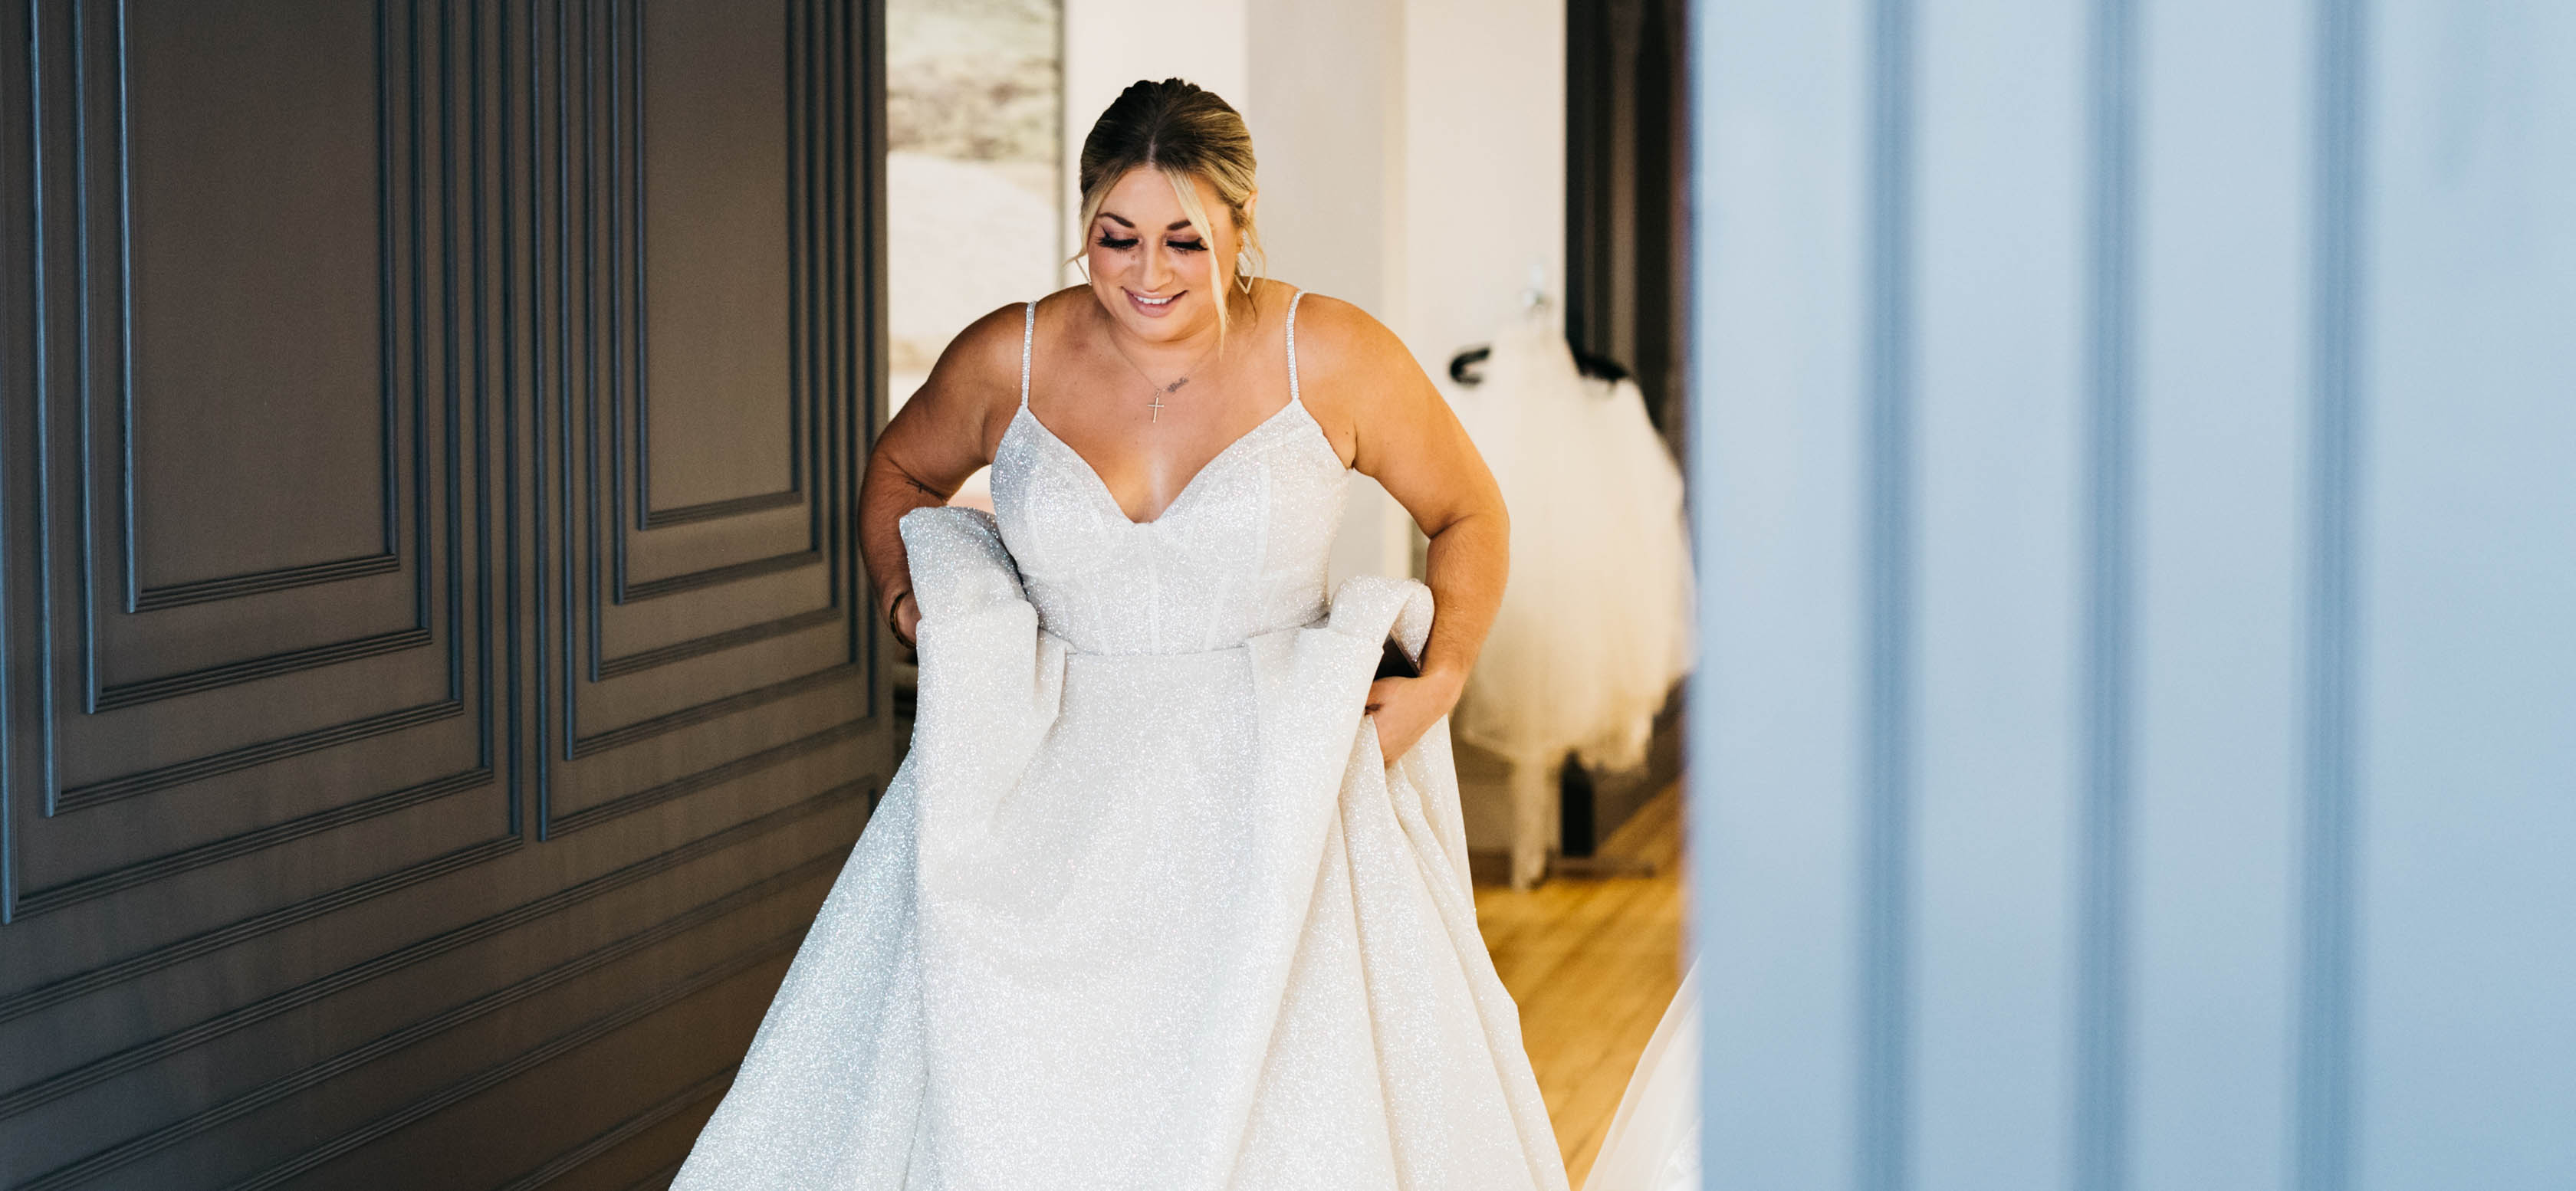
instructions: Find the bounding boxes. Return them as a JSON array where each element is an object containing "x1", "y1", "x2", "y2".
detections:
[
  {"x1": 1285, "y1": 289, "x2": 1308, "y2": 407},
  {"x1": 1018, "y1": 300, "x2": 1036, "y2": 409}
]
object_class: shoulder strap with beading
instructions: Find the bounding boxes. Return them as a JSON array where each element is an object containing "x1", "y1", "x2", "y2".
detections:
[
  {"x1": 1017, "y1": 300, "x2": 1036, "y2": 408},
  {"x1": 1285, "y1": 289, "x2": 1308, "y2": 404}
]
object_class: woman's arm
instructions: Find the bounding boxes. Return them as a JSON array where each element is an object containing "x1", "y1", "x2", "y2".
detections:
[
  {"x1": 860, "y1": 302, "x2": 1027, "y2": 646},
  {"x1": 1294, "y1": 296, "x2": 1510, "y2": 760}
]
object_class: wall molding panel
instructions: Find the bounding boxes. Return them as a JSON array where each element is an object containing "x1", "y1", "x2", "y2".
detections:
[
  {"x1": 529, "y1": 0, "x2": 875, "y2": 843},
  {"x1": 0, "y1": 1, "x2": 893, "y2": 1187},
  {"x1": 13, "y1": 0, "x2": 505, "y2": 932}
]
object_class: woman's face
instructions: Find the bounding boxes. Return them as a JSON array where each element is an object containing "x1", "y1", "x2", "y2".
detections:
[{"x1": 1085, "y1": 166, "x2": 1247, "y2": 344}]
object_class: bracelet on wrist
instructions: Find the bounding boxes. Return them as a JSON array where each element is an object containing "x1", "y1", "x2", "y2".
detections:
[{"x1": 885, "y1": 589, "x2": 916, "y2": 648}]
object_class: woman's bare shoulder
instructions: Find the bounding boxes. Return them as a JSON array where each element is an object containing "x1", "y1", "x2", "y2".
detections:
[
  {"x1": 1285, "y1": 290, "x2": 1424, "y2": 407},
  {"x1": 910, "y1": 297, "x2": 1049, "y2": 428},
  {"x1": 1277, "y1": 289, "x2": 1440, "y2": 468},
  {"x1": 1286, "y1": 292, "x2": 1411, "y2": 376},
  {"x1": 935, "y1": 300, "x2": 1039, "y2": 387}
]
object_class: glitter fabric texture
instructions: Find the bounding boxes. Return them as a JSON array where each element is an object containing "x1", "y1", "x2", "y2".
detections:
[{"x1": 673, "y1": 294, "x2": 1567, "y2": 1190}]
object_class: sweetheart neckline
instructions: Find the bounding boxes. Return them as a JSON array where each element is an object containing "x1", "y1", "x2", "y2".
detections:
[{"x1": 1007, "y1": 398, "x2": 1338, "y2": 527}]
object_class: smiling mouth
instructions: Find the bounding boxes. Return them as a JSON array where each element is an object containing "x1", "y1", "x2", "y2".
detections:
[{"x1": 1125, "y1": 288, "x2": 1181, "y2": 310}]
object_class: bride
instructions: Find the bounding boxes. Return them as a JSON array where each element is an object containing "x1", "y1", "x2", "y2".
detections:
[{"x1": 672, "y1": 78, "x2": 1567, "y2": 1189}]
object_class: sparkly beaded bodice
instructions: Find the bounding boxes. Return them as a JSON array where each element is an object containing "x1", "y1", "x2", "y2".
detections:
[{"x1": 989, "y1": 292, "x2": 1351, "y2": 655}]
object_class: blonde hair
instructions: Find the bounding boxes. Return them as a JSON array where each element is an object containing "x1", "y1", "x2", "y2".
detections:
[{"x1": 1074, "y1": 79, "x2": 1264, "y2": 343}]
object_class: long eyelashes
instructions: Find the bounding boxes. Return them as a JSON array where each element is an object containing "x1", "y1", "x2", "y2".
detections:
[{"x1": 1092, "y1": 234, "x2": 1209, "y2": 254}]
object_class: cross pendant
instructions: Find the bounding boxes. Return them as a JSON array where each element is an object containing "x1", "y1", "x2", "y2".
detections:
[{"x1": 1148, "y1": 377, "x2": 1184, "y2": 423}]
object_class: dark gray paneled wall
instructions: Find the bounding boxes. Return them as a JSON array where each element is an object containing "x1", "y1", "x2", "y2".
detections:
[
  {"x1": 0, "y1": 2, "x2": 892, "y2": 1188},
  {"x1": 1690, "y1": 1, "x2": 2576, "y2": 1189}
]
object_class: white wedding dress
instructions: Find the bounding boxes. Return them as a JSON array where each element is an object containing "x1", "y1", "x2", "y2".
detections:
[
  {"x1": 672, "y1": 294, "x2": 1569, "y2": 1190},
  {"x1": 1579, "y1": 962, "x2": 1700, "y2": 1191}
]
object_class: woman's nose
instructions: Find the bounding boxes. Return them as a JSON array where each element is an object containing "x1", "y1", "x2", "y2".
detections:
[{"x1": 1141, "y1": 244, "x2": 1175, "y2": 290}]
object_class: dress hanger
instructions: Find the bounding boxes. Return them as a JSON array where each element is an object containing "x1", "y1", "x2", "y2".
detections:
[{"x1": 1447, "y1": 266, "x2": 1632, "y2": 389}]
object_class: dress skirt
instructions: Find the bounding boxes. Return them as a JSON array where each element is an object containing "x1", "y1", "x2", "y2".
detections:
[{"x1": 670, "y1": 508, "x2": 1567, "y2": 1191}]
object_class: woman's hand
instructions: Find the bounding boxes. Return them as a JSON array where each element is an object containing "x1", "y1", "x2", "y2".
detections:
[{"x1": 1365, "y1": 665, "x2": 1467, "y2": 762}]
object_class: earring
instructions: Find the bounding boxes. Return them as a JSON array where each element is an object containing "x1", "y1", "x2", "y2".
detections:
[{"x1": 1235, "y1": 250, "x2": 1257, "y2": 294}]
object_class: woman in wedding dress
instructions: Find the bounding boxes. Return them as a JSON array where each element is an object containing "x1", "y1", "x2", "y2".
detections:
[{"x1": 672, "y1": 79, "x2": 1567, "y2": 1189}]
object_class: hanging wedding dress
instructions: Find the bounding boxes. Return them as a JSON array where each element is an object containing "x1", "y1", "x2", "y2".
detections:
[
  {"x1": 672, "y1": 294, "x2": 1569, "y2": 1191},
  {"x1": 1451, "y1": 317, "x2": 1691, "y2": 775},
  {"x1": 1449, "y1": 317, "x2": 1694, "y2": 884}
]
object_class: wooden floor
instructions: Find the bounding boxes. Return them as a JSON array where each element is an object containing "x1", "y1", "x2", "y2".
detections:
[{"x1": 1475, "y1": 785, "x2": 1688, "y2": 1189}]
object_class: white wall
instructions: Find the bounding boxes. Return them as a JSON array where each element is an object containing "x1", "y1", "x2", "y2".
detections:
[
  {"x1": 1394, "y1": 0, "x2": 1564, "y2": 391},
  {"x1": 1062, "y1": 0, "x2": 1250, "y2": 267}
]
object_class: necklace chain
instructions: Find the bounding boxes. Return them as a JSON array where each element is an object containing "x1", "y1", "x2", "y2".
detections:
[
  {"x1": 1099, "y1": 293, "x2": 1255, "y2": 423},
  {"x1": 1105, "y1": 334, "x2": 1221, "y2": 424}
]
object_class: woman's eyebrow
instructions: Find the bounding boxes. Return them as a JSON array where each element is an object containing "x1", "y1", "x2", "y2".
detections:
[{"x1": 1097, "y1": 211, "x2": 1198, "y2": 232}]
